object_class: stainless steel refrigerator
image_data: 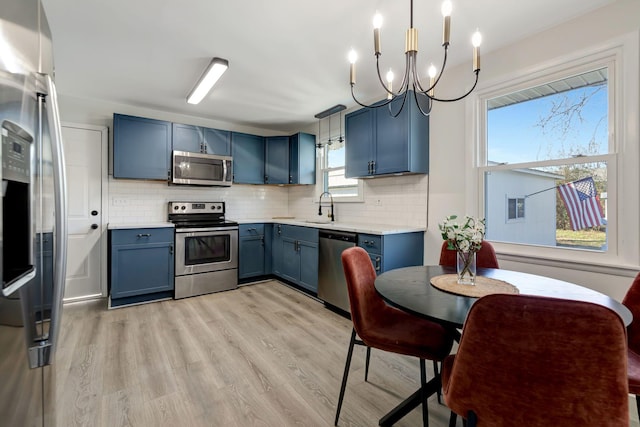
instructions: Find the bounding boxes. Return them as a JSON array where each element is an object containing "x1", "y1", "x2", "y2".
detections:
[{"x1": 0, "y1": 0, "x2": 68, "y2": 425}]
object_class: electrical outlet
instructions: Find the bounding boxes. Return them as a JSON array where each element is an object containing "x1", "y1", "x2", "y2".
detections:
[
  {"x1": 375, "y1": 198, "x2": 382, "y2": 206},
  {"x1": 112, "y1": 198, "x2": 129, "y2": 206}
]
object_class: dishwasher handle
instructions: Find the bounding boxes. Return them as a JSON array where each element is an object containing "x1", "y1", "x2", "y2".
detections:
[{"x1": 319, "y1": 230, "x2": 357, "y2": 243}]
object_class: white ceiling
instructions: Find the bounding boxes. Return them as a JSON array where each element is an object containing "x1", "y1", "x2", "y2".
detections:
[{"x1": 41, "y1": 0, "x2": 614, "y2": 133}]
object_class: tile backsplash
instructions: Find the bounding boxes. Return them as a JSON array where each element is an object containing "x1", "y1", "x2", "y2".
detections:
[
  {"x1": 288, "y1": 174, "x2": 428, "y2": 227},
  {"x1": 107, "y1": 178, "x2": 289, "y2": 224},
  {"x1": 107, "y1": 174, "x2": 428, "y2": 227}
]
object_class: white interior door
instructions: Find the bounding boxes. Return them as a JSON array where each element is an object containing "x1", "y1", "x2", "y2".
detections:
[{"x1": 62, "y1": 124, "x2": 106, "y2": 301}]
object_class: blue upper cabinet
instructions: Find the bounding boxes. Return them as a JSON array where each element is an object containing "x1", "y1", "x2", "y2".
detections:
[
  {"x1": 345, "y1": 108, "x2": 374, "y2": 178},
  {"x1": 203, "y1": 127, "x2": 231, "y2": 156},
  {"x1": 265, "y1": 136, "x2": 290, "y2": 184},
  {"x1": 172, "y1": 123, "x2": 231, "y2": 156},
  {"x1": 289, "y1": 132, "x2": 316, "y2": 185},
  {"x1": 345, "y1": 92, "x2": 429, "y2": 178},
  {"x1": 113, "y1": 114, "x2": 172, "y2": 180},
  {"x1": 231, "y1": 132, "x2": 265, "y2": 184}
]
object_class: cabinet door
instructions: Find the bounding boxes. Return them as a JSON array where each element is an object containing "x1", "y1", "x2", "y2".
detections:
[
  {"x1": 113, "y1": 114, "x2": 171, "y2": 180},
  {"x1": 204, "y1": 128, "x2": 231, "y2": 156},
  {"x1": 239, "y1": 236, "x2": 265, "y2": 278},
  {"x1": 172, "y1": 123, "x2": 203, "y2": 153},
  {"x1": 231, "y1": 132, "x2": 265, "y2": 184},
  {"x1": 265, "y1": 136, "x2": 290, "y2": 184},
  {"x1": 271, "y1": 224, "x2": 283, "y2": 275},
  {"x1": 298, "y1": 240, "x2": 319, "y2": 292},
  {"x1": 345, "y1": 108, "x2": 374, "y2": 178},
  {"x1": 280, "y1": 237, "x2": 300, "y2": 283},
  {"x1": 375, "y1": 97, "x2": 410, "y2": 175},
  {"x1": 289, "y1": 132, "x2": 316, "y2": 185},
  {"x1": 110, "y1": 242, "x2": 174, "y2": 298}
]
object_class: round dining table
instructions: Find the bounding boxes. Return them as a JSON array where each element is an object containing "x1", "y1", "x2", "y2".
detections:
[
  {"x1": 375, "y1": 265, "x2": 633, "y2": 330},
  {"x1": 372, "y1": 265, "x2": 632, "y2": 427}
]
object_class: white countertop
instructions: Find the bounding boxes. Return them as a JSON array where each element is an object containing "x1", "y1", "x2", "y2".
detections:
[
  {"x1": 108, "y1": 222, "x2": 175, "y2": 230},
  {"x1": 233, "y1": 218, "x2": 425, "y2": 235}
]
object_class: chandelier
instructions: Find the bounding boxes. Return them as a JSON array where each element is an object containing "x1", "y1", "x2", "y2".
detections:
[{"x1": 348, "y1": 0, "x2": 482, "y2": 117}]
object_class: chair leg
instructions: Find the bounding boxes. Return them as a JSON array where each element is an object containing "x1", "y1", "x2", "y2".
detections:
[
  {"x1": 335, "y1": 329, "x2": 357, "y2": 426},
  {"x1": 433, "y1": 360, "x2": 442, "y2": 404},
  {"x1": 448, "y1": 412, "x2": 457, "y2": 427},
  {"x1": 365, "y1": 346, "x2": 371, "y2": 381},
  {"x1": 636, "y1": 395, "x2": 640, "y2": 420},
  {"x1": 466, "y1": 410, "x2": 477, "y2": 427},
  {"x1": 420, "y1": 359, "x2": 429, "y2": 427}
]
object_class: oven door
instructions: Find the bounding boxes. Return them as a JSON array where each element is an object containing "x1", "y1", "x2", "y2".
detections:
[{"x1": 175, "y1": 227, "x2": 238, "y2": 276}]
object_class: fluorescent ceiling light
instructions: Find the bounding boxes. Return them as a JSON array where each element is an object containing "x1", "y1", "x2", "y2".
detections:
[{"x1": 186, "y1": 57, "x2": 229, "y2": 104}]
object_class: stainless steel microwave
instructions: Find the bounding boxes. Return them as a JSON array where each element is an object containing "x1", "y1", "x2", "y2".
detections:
[{"x1": 171, "y1": 150, "x2": 233, "y2": 186}]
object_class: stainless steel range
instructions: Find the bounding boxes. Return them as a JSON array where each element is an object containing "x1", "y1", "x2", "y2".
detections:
[{"x1": 168, "y1": 202, "x2": 238, "y2": 299}]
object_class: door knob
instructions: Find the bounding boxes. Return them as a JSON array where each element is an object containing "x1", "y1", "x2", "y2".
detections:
[
  {"x1": 91, "y1": 224, "x2": 98, "y2": 230},
  {"x1": 91, "y1": 210, "x2": 99, "y2": 216}
]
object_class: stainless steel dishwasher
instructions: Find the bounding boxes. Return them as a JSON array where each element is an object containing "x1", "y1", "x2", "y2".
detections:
[{"x1": 317, "y1": 230, "x2": 357, "y2": 313}]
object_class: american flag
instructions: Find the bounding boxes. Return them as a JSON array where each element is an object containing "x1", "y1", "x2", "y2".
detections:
[{"x1": 557, "y1": 177, "x2": 606, "y2": 231}]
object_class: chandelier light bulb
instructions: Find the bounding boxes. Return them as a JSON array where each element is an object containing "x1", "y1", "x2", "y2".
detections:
[
  {"x1": 373, "y1": 12, "x2": 383, "y2": 29},
  {"x1": 428, "y1": 64, "x2": 437, "y2": 78},
  {"x1": 349, "y1": 49, "x2": 358, "y2": 85},
  {"x1": 348, "y1": 49, "x2": 358, "y2": 64},
  {"x1": 441, "y1": 1, "x2": 452, "y2": 17},
  {"x1": 472, "y1": 30, "x2": 482, "y2": 47},
  {"x1": 386, "y1": 69, "x2": 394, "y2": 83},
  {"x1": 472, "y1": 30, "x2": 482, "y2": 72}
]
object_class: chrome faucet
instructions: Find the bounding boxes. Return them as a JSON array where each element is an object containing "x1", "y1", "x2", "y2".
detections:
[{"x1": 318, "y1": 191, "x2": 334, "y2": 222}]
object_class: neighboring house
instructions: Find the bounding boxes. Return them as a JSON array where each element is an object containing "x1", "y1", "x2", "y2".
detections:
[{"x1": 485, "y1": 166, "x2": 562, "y2": 246}]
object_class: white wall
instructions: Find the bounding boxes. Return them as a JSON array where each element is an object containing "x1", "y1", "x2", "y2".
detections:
[{"x1": 427, "y1": 0, "x2": 640, "y2": 300}]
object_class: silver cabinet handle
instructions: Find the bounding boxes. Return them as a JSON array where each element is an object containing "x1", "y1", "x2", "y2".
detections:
[{"x1": 137, "y1": 233, "x2": 151, "y2": 238}]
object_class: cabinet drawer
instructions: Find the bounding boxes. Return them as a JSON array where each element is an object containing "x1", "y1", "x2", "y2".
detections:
[
  {"x1": 282, "y1": 225, "x2": 318, "y2": 243},
  {"x1": 358, "y1": 234, "x2": 382, "y2": 253},
  {"x1": 239, "y1": 223, "x2": 264, "y2": 237},
  {"x1": 110, "y1": 228, "x2": 174, "y2": 245}
]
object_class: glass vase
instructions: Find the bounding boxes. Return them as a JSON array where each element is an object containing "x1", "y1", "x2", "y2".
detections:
[{"x1": 456, "y1": 251, "x2": 477, "y2": 285}]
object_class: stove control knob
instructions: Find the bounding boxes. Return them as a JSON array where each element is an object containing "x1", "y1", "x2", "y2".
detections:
[
  {"x1": 181, "y1": 206, "x2": 186, "y2": 210},
  {"x1": 174, "y1": 205, "x2": 179, "y2": 210}
]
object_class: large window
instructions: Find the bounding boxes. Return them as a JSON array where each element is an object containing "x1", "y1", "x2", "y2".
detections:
[{"x1": 480, "y1": 66, "x2": 612, "y2": 251}]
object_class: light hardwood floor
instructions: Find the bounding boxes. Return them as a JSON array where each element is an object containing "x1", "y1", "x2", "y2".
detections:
[{"x1": 55, "y1": 280, "x2": 640, "y2": 427}]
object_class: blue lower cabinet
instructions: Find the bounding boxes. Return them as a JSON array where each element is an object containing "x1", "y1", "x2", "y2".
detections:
[
  {"x1": 239, "y1": 224, "x2": 266, "y2": 279},
  {"x1": 358, "y1": 232, "x2": 423, "y2": 273},
  {"x1": 109, "y1": 228, "x2": 174, "y2": 307},
  {"x1": 272, "y1": 225, "x2": 319, "y2": 293}
]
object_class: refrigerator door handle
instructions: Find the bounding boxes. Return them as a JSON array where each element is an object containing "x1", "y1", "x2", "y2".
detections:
[{"x1": 42, "y1": 74, "x2": 68, "y2": 366}]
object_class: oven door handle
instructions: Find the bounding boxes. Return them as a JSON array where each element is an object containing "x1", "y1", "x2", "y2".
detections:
[{"x1": 175, "y1": 227, "x2": 238, "y2": 234}]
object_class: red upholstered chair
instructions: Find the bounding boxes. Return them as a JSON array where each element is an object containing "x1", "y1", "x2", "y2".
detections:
[
  {"x1": 442, "y1": 294, "x2": 629, "y2": 427},
  {"x1": 335, "y1": 247, "x2": 454, "y2": 426},
  {"x1": 622, "y1": 272, "x2": 640, "y2": 418},
  {"x1": 438, "y1": 240, "x2": 499, "y2": 269}
]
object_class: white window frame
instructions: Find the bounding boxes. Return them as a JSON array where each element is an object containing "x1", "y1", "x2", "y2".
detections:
[
  {"x1": 506, "y1": 196, "x2": 525, "y2": 222},
  {"x1": 466, "y1": 32, "x2": 639, "y2": 269},
  {"x1": 316, "y1": 141, "x2": 364, "y2": 203}
]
